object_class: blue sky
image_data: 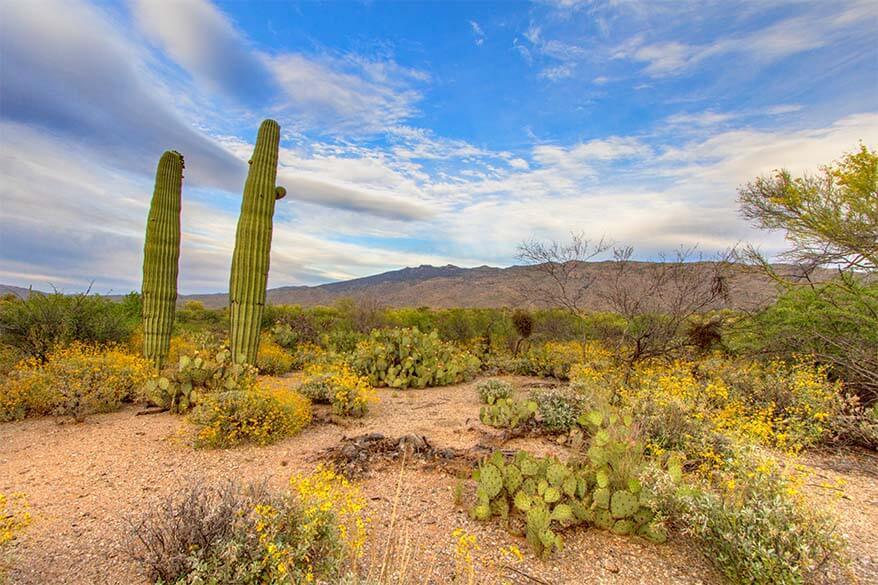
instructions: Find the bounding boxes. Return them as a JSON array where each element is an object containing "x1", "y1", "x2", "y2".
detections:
[{"x1": 1, "y1": 0, "x2": 876, "y2": 294}]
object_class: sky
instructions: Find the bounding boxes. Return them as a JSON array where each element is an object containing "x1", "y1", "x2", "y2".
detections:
[{"x1": 0, "y1": 0, "x2": 876, "y2": 295}]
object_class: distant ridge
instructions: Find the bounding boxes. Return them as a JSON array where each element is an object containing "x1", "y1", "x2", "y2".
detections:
[
  {"x1": 177, "y1": 262, "x2": 830, "y2": 311},
  {"x1": 2, "y1": 262, "x2": 833, "y2": 311}
]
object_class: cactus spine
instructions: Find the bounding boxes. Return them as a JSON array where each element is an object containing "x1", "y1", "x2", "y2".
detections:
[
  {"x1": 229, "y1": 119, "x2": 286, "y2": 365},
  {"x1": 142, "y1": 150, "x2": 184, "y2": 369}
]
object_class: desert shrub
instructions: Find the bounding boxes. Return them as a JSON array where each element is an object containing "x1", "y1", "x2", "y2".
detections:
[
  {"x1": 476, "y1": 379, "x2": 513, "y2": 404},
  {"x1": 519, "y1": 341, "x2": 583, "y2": 379},
  {"x1": 321, "y1": 329, "x2": 364, "y2": 354},
  {"x1": 651, "y1": 452, "x2": 845, "y2": 585},
  {"x1": 532, "y1": 387, "x2": 586, "y2": 433},
  {"x1": 269, "y1": 309, "x2": 320, "y2": 350},
  {"x1": 351, "y1": 327, "x2": 480, "y2": 389},
  {"x1": 824, "y1": 396, "x2": 878, "y2": 450},
  {"x1": 0, "y1": 343, "x2": 150, "y2": 422},
  {"x1": 144, "y1": 347, "x2": 257, "y2": 414},
  {"x1": 191, "y1": 380, "x2": 311, "y2": 448},
  {"x1": 129, "y1": 468, "x2": 364, "y2": 584},
  {"x1": 0, "y1": 291, "x2": 135, "y2": 360},
  {"x1": 625, "y1": 357, "x2": 845, "y2": 454},
  {"x1": 0, "y1": 492, "x2": 31, "y2": 547},
  {"x1": 0, "y1": 343, "x2": 23, "y2": 376},
  {"x1": 255, "y1": 334, "x2": 294, "y2": 375},
  {"x1": 300, "y1": 363, "x2": 375, "y2": 418},
  {"x1": 289, "y1": 341, "x2": 328, "y2": 370}
]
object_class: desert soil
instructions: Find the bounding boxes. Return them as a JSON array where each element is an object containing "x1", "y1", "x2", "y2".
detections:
[{"x1": 1, "y1": 375, "x2": 876, "y2": 585}]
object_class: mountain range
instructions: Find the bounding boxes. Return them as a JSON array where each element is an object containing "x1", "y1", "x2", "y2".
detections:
[{"x1": 2, "y1": 262, "x2": 833, "y2": 311}]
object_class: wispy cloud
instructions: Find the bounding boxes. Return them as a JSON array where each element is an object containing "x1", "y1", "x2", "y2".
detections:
[{"x1": 470, "y1": 20, "x2": 485, "y2": 46}]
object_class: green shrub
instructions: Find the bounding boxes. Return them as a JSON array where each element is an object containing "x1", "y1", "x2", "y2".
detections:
[
  {"x1": 191, "y1": 381, "x2": 312, "y2": 448},
  {"x1": 0, "y1": 343, "x2": 150, "y2": 422},
  {"x1": 351, "y1": 327, "x2": 480, "y2": 389},
  {"x1": 651, "y1": 452, "x2": 845, "y2": 584},
  {"x1": 0, "y1": 291, "x2": 136, "y2": 360},
  {"x1": 321, "y1": 329, "x2": 364, "y2": 354},
  {"x1": 476, "y1": 378, "x2": 513, "y2": 403},
  {"x1": 518, "y1": 341, "x2": 584, "y2": 379},
  {"x1": 532, "y1": 387, "x2": 586, "y2": 433}
]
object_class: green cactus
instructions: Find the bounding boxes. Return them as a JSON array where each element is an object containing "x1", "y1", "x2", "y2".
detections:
[
  {"x1": 514, "y1": 490, "x2": 532, "y2": 512},
  {"x1": 612, "y1": 519, "x2": 635, "y2": 535},
  {"x1": 550, "y1": 503, "x2": 573, "y2": 523},
  {"x1": 610, "y1": 490, "x2": 639, "y2": 519},
  {"x1": 142, "y1": 150, "x2": 183, "y2": 369},
  {"x1": 479, "y1": 463, "x2": 504, "y2": 498},
  {"x1": 229, "y1": 119, "x2": 285, "y2": 365},
  {"x1": 546, "y1": 463, "x2": 568, "y2": 487},
  {"x1": 504, "y1": 464, "x2": 523, "y2": 493},
  {"x1": 593, "y1": 487, "x2": 610, "y2": 509}
]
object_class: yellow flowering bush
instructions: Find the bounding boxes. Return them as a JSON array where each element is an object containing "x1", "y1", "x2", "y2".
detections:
[
  {"x1": 0, "y1": 342, "x2": 150, "y2": 422},
  {"x1": 0, "y1": 492, "x2": 31, "y2": 547},
  {"x1": 519, "y1": 341, "x2": 584, "y2": 379},
  {"x1": 129, "y1": 470, "x2": 366, "y2": 584},
  {"x1": 300, "y1": 363, "x2": 376, "y2": 418},
  {"x1": 289, "y1": 465, "x2": 368, "y2": 569},
  {"x1": 192, "y1": 380, "x2": 312, "y2": 448},
  {"x1": 255, "y1": 334, "x2": 294, "y2": 375},
  {"x1": 624, "y1": 357, "x2": 844, "y2": 455}
]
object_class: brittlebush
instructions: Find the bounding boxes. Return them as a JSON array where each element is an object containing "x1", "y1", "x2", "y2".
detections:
[
  {"x1": 192, "y1": 380, "x2": 312, "y2": 448},
  {"x1": 0, "y1": 343, "x2": 150, "y2": 422}
]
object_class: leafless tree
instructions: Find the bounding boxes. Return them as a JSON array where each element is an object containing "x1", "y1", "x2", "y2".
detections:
[
  {"x1": 596, "y1": 246, "x2": 732, "y2": 364},
  {"x1": 516, "y1": 234, "x2": 611, "y2": 315}
]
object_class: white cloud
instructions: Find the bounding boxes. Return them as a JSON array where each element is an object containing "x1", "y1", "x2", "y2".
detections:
[{"x1": 470, "y1": 20, "x2": 486, "y2": 46}]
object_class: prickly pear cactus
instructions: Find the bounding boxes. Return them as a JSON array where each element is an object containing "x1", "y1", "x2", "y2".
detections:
[
  {"x1": 142, "y1": 150, "x2": 183, "y2": 369},
  {"x1": 229, "y1": 119, "x2": 285, "y2": 365},
  {"x1": 610, "y1": 490, "x2": 639, "y2": 519}
]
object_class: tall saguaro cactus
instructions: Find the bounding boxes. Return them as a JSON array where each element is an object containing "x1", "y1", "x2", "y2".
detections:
[
  {"x1": 142, "y1": 150, "x2": 184, "y2": 369},
  {"x1": 229, "y1": 119, "x2": 286, "y2": 365}
]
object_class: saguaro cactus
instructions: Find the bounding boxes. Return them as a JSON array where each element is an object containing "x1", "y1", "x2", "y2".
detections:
[
  {"x1": 142, "y1": 150, "x2": 184, "y2": 369},
  {"x1": 229, "y1": 119, "x2": 286, "y2": 365}
]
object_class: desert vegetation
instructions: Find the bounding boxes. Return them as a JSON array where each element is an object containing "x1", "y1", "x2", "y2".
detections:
[{"x1": 1, "y1": 139, "x2": 876, "y2": 584}]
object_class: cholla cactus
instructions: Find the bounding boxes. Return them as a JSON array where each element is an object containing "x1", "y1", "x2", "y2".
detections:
[{"x1": 142, "y1": 150, "x2": 183, "y2": 368}]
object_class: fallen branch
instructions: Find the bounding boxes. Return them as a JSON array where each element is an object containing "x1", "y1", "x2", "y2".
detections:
[{"x1": 135, "y1": 407, "x2": 168, "y2": 416}]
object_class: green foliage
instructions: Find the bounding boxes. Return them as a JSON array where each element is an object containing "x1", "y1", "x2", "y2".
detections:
[
  {"x1": 351, "y1": 327, "x2": 480, "y2": 389},
  {"x1": 479, "y1": 396, "x2": 538, "y2": 429},
  {"x1": 651, "y1": 452, "x2": 844, "y2": 585},
  {"x1": 470, "y1": 450, "x2": 665, "y2": 557},
  {"x1": 144, "y1": 347, "x2": 257, "y2": 413},
  {"x1": 532, "y1": 387, "x2": 586, "y2": 433},
  {"x1": 738, "y1": 143, "x2": 877, "y2": 272},
  {"x1": 0, "y1": 291, "x2": 135, "y2": 360},
  {"x1": 229, "y1": 120, "x2": 285, "y2": 365},
  {"x1": 141, "y1": 150, "x2": 183, "y2": 369},
  {"x1": 476, "y1": 378, "x2": 513, "y2": 404},
  {"x1": 729, "y1": 278, "x2": 878, "y2": 403}
]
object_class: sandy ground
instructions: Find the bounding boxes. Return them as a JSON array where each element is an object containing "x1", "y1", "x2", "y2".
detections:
[{"x1": 1, "y1": 375, "x2": 874, "y2": 585}]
